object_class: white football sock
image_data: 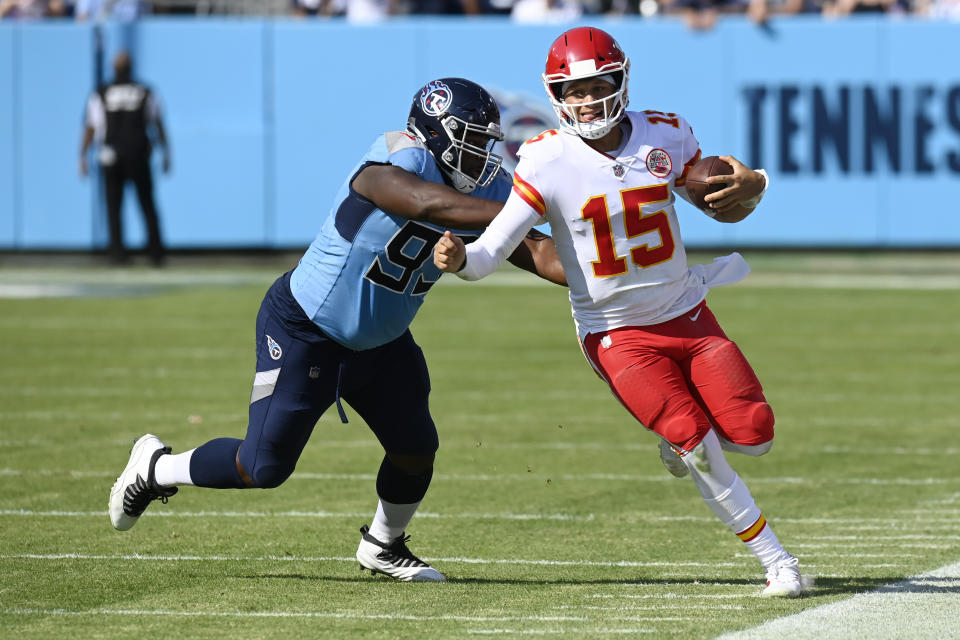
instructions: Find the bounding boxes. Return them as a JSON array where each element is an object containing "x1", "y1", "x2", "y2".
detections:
[
  {"x1": 368, "y1": 499, "x2": 420, "y2": 543},
  {"x1": 683, "y1": 430, "x2": 786, "y2": 568},
  {"x1": 153, "y1": 448, "x2": 196, "y2": 487},
  {"x1": 740, "y1": 518, "x2": 790, "y2": 568}
]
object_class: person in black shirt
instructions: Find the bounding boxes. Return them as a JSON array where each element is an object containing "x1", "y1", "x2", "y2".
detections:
[{"x1": 80, "y1": 50, "x2": 170, "y2": 266}]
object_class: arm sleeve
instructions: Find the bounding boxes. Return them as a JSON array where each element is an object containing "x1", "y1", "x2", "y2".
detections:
[
  {"x1": 457, "y1": 192, "x2": 543, "y2": 281},
  {"x1": 672, "y1": 116, "x2": 702, "y2": 209}
]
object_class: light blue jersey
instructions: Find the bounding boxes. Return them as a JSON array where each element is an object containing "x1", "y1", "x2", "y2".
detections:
[{"x1": 290, "y1": 131, "x2": 512, "y2": 351}]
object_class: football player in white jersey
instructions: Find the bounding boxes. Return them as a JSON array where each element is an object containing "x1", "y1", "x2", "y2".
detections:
[{"x1": 434, "y1": 26, "x2": 808, "y2": 597}]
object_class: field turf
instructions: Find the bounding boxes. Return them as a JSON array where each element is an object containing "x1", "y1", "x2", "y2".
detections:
[{"x1": 2, "y1": 251, "x2": 958, "y2": 638}]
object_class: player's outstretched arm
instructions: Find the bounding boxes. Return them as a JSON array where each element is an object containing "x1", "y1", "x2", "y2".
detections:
[
  {"x1": 353, "y1": 164, "x2": 502, "y2": 230},
  {"x1": 434, "y1": 195, "x2": 546, "y2": 282},
  {"x1": 434, "y1": 231, "x2": 466, "y2": 272},
  {"x1": 506, "y1": 229, "x2": 567, "y2": 286},
  {"x1": 703, "y1": 155, "x2": 768, "y2": 223}
]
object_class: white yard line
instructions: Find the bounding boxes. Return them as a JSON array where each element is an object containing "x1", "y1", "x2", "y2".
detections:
[
  {"x1": 3, "y1": 439, "x2": 959, "y2": 456},
  {"x1": 2, "y1": 440, "x2": 960, "y2": 456},
  {"x1": 3, "y1": 508, "x2": 959, "y2": 531},
  {"x1": 553, "y1": 604, "x2": 747, "y2": 611},
  {"x1": 0, "y1": 552, "x2": 919, "y2": 573},
  {"x1": 0, "y1": 552, "x2": 737, "y2": 569},
  {"x1": 466, "y1": 630, "x2": 656, "y2": 635},
  {"x1": 3, "y1": 508, "x2": 960, "y2": 530},
  {"x1": 0, "y1": 468, "x2": 956, "y2": 487},
  {"x1": 0, "y1": 608, "x2": 593, "y2": 623},
  {"x1": 0, "y1": 607, "x2": 663, "y2": 636},
  {"x1": 714, "y1": 561, "x2": 960, "y2": 640},
  {"x1": 2, "y1": 268, "x2": 960, "y2": 300},
  {"x1": 0, "y1": 508, "x2": 597, "y2": 522}
]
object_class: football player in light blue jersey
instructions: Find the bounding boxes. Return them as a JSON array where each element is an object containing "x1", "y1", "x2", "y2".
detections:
[
  {"x1": 289, "y1": 126, "x2": 511, "y2": 351},
  {"x1": 108, "y1": 78, "x2": 566, "y2": 582}
]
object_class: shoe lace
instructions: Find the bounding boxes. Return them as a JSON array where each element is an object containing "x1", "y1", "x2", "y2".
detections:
[
  {"x1": 360, "y1": 525, "x2": 429, "y2": 567},
  {"x1": 382, "y1": 534, "x2": 428, "y2": 567},
  {"x1": 768, "y1": 557, "x2": 799, "y2": 583},
  {"x1": 122, "y1": 474, "x2": 154, "y2": 517},
  {"x1": 122, "y1": 446, "x2": 178, "y2": 517}
]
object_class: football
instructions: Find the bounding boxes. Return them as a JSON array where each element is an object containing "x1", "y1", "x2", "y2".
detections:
[{"x1": 684, "y1": 155, "x2": 733, "y2": 212}]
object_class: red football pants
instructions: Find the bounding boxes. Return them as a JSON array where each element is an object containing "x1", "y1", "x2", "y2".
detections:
[{"x1": 580, "y1": 301, "x2": 774, "y2": 452}]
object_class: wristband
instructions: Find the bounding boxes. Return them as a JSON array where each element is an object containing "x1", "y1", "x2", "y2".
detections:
[{"x1": 740, "y1": 169, "x2": 769, "y2": 209}]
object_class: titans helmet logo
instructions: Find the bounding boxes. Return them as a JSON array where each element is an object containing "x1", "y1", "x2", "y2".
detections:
[{"x1": 420, "y1": 81, "x2": 453, "y2": 117}]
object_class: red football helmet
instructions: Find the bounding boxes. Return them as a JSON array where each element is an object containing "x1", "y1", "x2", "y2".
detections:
[{"x1": 541, "y1": 26, "x2": 630, "y2": 140}]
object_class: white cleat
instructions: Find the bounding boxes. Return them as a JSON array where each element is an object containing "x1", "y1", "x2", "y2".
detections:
[
  {"x1": 761, "y1": 554, "x2": 813, "y2": 598},
  {"x1": 659, "y1": 439, "x2": 689, "y2": 478},
  {"x1": 356, "y1": 525, "x2": 446, "y2": 582},
  {"x1": 109, "y1": 433, "x2": 177, "y2": 531}
]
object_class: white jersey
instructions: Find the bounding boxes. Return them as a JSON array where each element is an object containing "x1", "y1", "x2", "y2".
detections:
[
  {"x1": 518, "y1": 111, "x2": 714, "y2": 334},
  {"x1": 459, "y1": 109, "x2": 751, "y2": 338}
]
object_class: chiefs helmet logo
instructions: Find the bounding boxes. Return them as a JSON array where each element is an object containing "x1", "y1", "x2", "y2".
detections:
[
  {"x1": 646, "y1": 148, "x2": 672, "y2": 178},
  {"x1": 420, "y1": 81, "x2": 453, "y2": 117}
]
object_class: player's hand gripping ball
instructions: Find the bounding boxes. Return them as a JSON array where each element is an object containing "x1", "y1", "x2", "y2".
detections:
[{"x1": 684, "y1": 155, "x2": 734, "y2": 213}]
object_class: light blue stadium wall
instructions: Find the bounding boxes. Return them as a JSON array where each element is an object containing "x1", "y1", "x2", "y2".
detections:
[
  {"x1": 0, "y1": 26, "x2": 15, "y2": 246},
  {"x1": 0, "y1": 16, "x2": 958, "y2": 250}
]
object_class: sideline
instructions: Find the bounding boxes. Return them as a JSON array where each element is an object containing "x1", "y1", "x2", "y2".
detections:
[
  {"x1": 715, "y1": 561, "x2": 960, "y2": 640},
  {"x1": 3, "y1": 270, "x2": 960, "y2": 299}
]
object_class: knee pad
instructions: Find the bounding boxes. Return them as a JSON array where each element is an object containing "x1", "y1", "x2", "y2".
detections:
[
  {"x1": 237, "y1": 443, "x2": 297, "y2": 489},
  {"x1": 658, "y1": 413, "x2": 710, "y2": 453},
  {"x1": 713, "y1": 398, "x2": 775, "y2": 451},
  {"x1": 747, "y1": 400, "x2": 775, "y2": 443},
  {"x1": 249, "y1": 462, "x2": 296, "y2": 489}
]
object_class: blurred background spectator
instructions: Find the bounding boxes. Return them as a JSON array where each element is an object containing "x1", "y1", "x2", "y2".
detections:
[
  {"x1": 408, "y1": 0, "x2": 482, "y2": 13},
  {"x1": 0, "y1": 0, "x2": 954, "y2": 17},
  {"x1": 662, "y1": 0, "x2": 748, "y2": 30},
  {"x1": 74, "y1": 0, "x2": 147, "y2": 20},
  {"x1": 747, "y1": 0, "x2": 822, "y2": 24},
  {"x1": 290, "y1": 0, "x2": 344, "y2": 16},
  {"x1": 914, "y1": 0, "x2": 960, "y2": 17},
  {"x1": 821, "y1": 0, "x2": 902, "y2": 16},
  {"x1": 1, "y1": 0, "x2": 71, "y2": 17},
  {"x1": 1, "y1": 0, "x2": 46, "y2": 17},
  {"x1": 511, "y1": 0, "x2": 583, "y2": 22}
]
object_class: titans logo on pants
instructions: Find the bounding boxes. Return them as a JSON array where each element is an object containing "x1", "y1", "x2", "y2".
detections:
[{"x1": 266, "y1": 334, "x2": 282, "y2": 360}]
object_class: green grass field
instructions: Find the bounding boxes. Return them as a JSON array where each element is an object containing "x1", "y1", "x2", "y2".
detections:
[{"x1": 2, "y1": 252, "x2": 959, "y2": 639}]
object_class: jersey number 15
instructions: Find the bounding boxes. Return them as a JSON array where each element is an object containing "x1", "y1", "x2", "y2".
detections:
[{"x1": 582, "y1": 183, "x2": 675, "y2": 277}]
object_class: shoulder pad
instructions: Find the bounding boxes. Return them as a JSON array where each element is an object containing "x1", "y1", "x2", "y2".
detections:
[
  {"x1": 635, "y1": 110, "x2": 692, "y2": 138},
  {"x1": 518, "y1": 129, "x2": 563, "y2": 162},
  {"x1": 384, "y1": 130, "x2": 425, "y2": 154}
]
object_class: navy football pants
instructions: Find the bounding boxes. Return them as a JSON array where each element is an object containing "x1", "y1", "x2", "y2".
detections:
[{"x1": 189, "y1": 292, "x2": 438, "y2": 504}]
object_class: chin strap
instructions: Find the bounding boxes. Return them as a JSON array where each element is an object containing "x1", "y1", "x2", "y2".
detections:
[{"x1": 450, "y1": 172, "x2": 476, "y2": 194}]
